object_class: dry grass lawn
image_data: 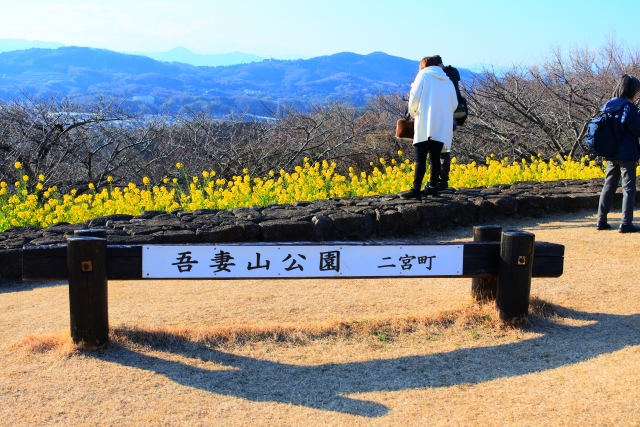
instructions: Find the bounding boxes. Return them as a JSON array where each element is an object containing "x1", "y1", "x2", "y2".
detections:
[{"x1": 1, "y1": 208, "x2": 640, "y2": 426}]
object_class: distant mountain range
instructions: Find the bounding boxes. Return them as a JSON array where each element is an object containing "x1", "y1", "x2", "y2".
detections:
[
  {"x1": 0, "y1": 39, "x2": 309, "y2": 67},
  {"x1": 0, "y1": 38, "x2": 65, "y2": 53},
  {"x1": 0, "y1": 45, "x2": 474, "y2": 114},
  {"x1": 132, "y1": 47, "x2": 312, "y2": 67},
  {"x1": 134, "y1": 47, "x2": 264, "y2": 67}
]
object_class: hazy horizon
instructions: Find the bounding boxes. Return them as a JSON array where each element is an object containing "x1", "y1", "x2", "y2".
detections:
[
  {"x1": 0, "y1": 39, "x2": 519, "y2": 72},
  {"x1": 2, "y1": 0, "x2": 639, "y2": 68}
]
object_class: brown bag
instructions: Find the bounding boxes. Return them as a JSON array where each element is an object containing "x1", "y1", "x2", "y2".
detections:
[{"x1": 395, "y1": 115, "x2": 414, "y2": 140}]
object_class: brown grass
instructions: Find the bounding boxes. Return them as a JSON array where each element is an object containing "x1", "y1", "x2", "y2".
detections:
[
  {"x1": 14, "y1": 300, "x2": 519, "y2": 356},
  {"x1": 2, "y1": 208, "x2": 640, "y2": 427},
  {"x1": 109, "y1": 301, "x2": 501, "y2": 349},
  {"x1": 13, "y1": 331, "x2": 76, "y2": 355}
]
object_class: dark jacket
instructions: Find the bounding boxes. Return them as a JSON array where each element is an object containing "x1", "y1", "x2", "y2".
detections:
[
  {"x1": 602, "y1": 97, "x2": 640, "y2": 162},
  {"x1": 444, "y1": 65, "x2": 467, "y2": 126},
  {"x1": 443, "y1": 66, "x2": 463, "y2": 103}
]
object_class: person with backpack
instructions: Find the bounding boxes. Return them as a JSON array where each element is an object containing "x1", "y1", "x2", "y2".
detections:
[
  {"x1": 437, "y1": 65, "x2": 468, "y2": 192},
  {"x1": 399, "y1": 55, "x2": 458, "y2": 200},
  {"x1": 596, "y1": 74, "x2": 640, "y2": 233}
]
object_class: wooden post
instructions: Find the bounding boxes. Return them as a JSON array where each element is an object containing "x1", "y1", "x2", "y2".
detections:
[
  {"x1": 496, "y1": 231, "x2": 535, "y2": 323},
  {"x1": 471, "y1": 225, "x2": 502, "y2": 300},
  {"x1": 67, "y1": 236, "x2": 109, "y2": 350},
  {"x1": 74, "y1": 229, "x2": 107, "y2": 239}
]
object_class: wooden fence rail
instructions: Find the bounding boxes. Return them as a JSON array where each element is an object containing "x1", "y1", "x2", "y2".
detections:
[{"x1": 22, "y1": 226, "x2": 564, "y2": 350}]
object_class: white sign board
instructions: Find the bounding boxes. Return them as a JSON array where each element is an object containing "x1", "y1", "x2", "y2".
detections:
[{"x1": 142, "y1": 244, "x2": 463, "y2": 279}]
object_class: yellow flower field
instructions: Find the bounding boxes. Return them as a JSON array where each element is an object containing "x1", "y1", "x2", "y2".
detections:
[{"x1": 0, "y1": 153, "x2": 622, "y2": 232}]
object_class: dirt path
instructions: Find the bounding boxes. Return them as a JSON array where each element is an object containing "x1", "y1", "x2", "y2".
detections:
[{"x1": 1, "y1": 209, "x2": 639, "y2": 426}]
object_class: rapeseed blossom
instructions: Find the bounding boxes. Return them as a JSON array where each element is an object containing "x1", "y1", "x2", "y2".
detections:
[{"x1": 0, "y1": 155, "x2": 614, "y2": 231}]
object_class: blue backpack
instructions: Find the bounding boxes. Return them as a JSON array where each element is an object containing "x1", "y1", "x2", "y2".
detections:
[{"x1": 585, "y1": 108, "x2": 623, "y2": 157}]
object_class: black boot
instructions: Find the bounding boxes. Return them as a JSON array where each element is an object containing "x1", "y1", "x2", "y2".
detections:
[
  {"x1": 421, "y1": 185, "x2": 438, "y2": 197},
  {"x1": 435, "y1": 181, "x2": 449, "y2": 191},
  {"x1": 438, "y1": 152, "x2": 451, "y2": 190},
  {"x1": 399, "y1": 189, "x2": 422, "y2": 200}
]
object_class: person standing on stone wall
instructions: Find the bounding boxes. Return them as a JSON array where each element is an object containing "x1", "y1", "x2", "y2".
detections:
[
  {"x1": 399, "y1": 55, "x2": 458, "y2": 200},
  {"x1": 437, "y1": 64, "x2": 467, "y2": 192},
  {"x1": 596, "y1": 74, "x2": 640, "y2": 233}
]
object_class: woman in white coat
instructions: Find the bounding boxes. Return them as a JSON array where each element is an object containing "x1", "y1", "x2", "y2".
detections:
[{"x1": 400, "y1": 55, "x2": 458, "y2": 199}]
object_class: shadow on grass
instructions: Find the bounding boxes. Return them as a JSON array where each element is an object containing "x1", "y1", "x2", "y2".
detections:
[
  {"x1": 92, "y1": 306, "x2": 640, "y2": 417},
  {"x1": 0, "y1": 279, "x2": 66, "y2": 295}
]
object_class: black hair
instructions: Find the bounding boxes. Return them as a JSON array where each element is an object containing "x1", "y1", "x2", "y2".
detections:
[{"x1": 613, "y1": 74, "x2": 640, "y2": 100}]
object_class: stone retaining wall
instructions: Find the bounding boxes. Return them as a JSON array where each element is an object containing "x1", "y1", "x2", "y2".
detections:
[{"x1": 1, "y1": 178, "x2": 634, "y2": 280}]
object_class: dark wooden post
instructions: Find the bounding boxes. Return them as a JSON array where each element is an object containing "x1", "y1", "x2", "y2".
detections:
[
  {"x1": 496, "y1": 231, "x2": 535, "y2": 324},
  {"x1": 67, "y1": 236, "x2": 109, "y2": 350},
  {"x1": 74, "y1": 229, "x2": 107, "y2": 239},
  {"x1": 471, "y1": 225, "x2": 502, "y2": 301},
  {"x1": 496, "y1": 231, "x2": 535, "y2": 323}
]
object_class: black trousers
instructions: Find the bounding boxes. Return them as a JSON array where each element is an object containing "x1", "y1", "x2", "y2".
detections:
[
  {"x1": 439, "y1": 151, "x2": 451, "y2": 185},
  {"x1": 412, "y1": 139, "x2": 444, "y2": 190}
]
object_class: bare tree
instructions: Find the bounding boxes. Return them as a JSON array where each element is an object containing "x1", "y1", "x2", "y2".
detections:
[
  {"x1": 0, "y1": 94, "x2": 174, "y2": 192},
  {"x1": 454, "y1": 37, "x2": 640, "y2": 162},
  {"x1": 151, "y1": 100, "x2": 400, "y2": 182},
  {"x1": 4, "y1": 39, "x2": 637, "y2": 193}
]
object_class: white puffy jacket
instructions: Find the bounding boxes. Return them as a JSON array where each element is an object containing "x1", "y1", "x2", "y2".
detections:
[{"x1": 408, "y1": 66, "x2": 458, "y2": 148}]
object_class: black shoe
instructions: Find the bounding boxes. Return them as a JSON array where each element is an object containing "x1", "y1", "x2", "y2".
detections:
[
  {"x1": 434, "y1": 184, "x2": 453, "y2": 194},
  {"x1": 421, "y1": 185, "x2": 438, "y2": 197},
  {"x1": 596, "y1": 222, "x2": 611, "y2": 230},
  {"x1": 619, "y1": 224, "x2": 640, "y2": 233},
  {"x1": 435, "y1": 182, "x2": 449, "y2": 191},
  {"x1": 399, "y1": 189, "x2": 421, "y2": 200}
]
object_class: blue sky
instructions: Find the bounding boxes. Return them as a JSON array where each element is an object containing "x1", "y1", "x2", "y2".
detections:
[{"x1": 3, "y1": 0, "x2": 639, "y2": 66}]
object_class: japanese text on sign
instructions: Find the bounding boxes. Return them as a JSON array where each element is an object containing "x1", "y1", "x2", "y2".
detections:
[{"x1": 143, "y1": 244, "x2": 463, "y2": 278}]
